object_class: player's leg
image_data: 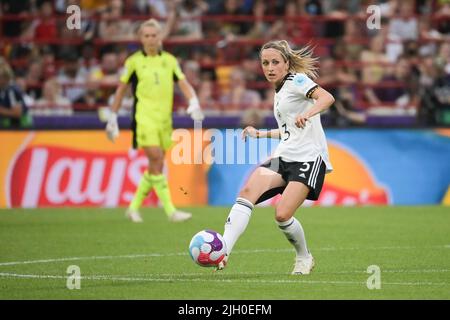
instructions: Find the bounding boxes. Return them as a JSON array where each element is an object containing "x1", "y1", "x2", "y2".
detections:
[
  {"x1": 126, "y1": 146, "x2": 163, "y2": 222},
  {"x1": 142, "y1": 146, "x2": 191, "y2": 222},
  {"x1": 275, "y1": 181, "x2": 314, "y2": 274},
  {"x1": 218, "y1": 167, "x2": 286, "y2": 269}
]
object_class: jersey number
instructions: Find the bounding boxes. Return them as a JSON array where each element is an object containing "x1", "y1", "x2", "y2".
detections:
[
  {"x1": 154, "y1": 72, "x2": 160, "y2": 85},
  {"x1": 282, "y1": 123, "x2": 290, "y2": 141},
  {"x1": 299, "y1": 162, "x2": 310, "y2": 172}
]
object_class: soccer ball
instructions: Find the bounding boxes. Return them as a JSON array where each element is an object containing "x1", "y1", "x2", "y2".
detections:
[{"x1": 189, "y1": 230, "x2": 227, "y2": 267}]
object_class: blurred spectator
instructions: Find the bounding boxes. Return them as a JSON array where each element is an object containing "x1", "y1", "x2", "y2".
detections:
[
  {"x1": 107, "y1": 86, "x2": 133, "y2": 115},
  {"x1": 240, "y1": 107, "x2": 265, "y2": 128},
  {"x1": 89, "y1": 50, "x2": 121, "y2": 103},
  {"x1": 34, "y1": 78, "x2": 72, "y2": 115},
  {"x1": 197, "y1": 80, "x2": 219, "y2": 112},
  {"x1": 269, "y1": 0, "x2": 315, "y2": 45},
  {"x1": 171, "y1": 0, "x2": 208, "y2": 40},
  {"x1": 420, "y1": 56, "x2": 450, "y2": 125},
  {"x1": 322, "y1": 0, "x2": 361, "y2": 15},
  {"x1": 182, "y1": 60, "x2": 202, "y2": 91},
  {"x1": 40, "y1": 46, "x2": 57, "y2": 79},
  {"x1": 261, "y1": 87, "x2": 274, "y2": 111},
  {"x1": 322, "y1": 0, "x2": 347, "y2": 39},
  {"x1": 21, "y1": 1, "x2": 58, "y2": 41},
  {"x1": 80, "y1": 0, "x2": 108, "y2": 12},
  {"x1": 211, "y1": 0, "x2": 248, "y2": 39},
  {"x1": 15, "y1": 76, "x2": 36, "y2": 108},
  {"x1": 318, "y1": 56, "x2": 363, "y2": 126},
  {"x1": 303, "y1": 0, "x2": 324, "y2": 15},
  {"x1": 243, "y1": 0, "x2": 270, "y2": 40},
  {"x1": 435, "y1": 1, "x2": 450, "y2": 36},
  {"x1": 1, "y1": 0, "x2": 36, "y2": 38},
  {"x1": 57, "y1": 52, "x2": 89, "y2": 104},
  {"x1": 417, "y1": 16, "x2": 446, "y2": 57},
  {"x1": 388, "y1": 0, "x2": 419, "y2": 41},
  {"x1": 0, "y1": 61, "x2": 31, "y2": 128},
  {"x1": 435, "y1": 42, "x2": 450, "y2": 76},
  {"x1": 366, "y1": 56, "x2": 420, "y2": 112},
  {"x1": 378, "y1": 17, "x2": 404, "y2": 63},
  {"x1": 148, "y1": 0, "x2": 172, "y2": 17},
  {"x1": 378, "y1": 0, "x2": 400, "y2": 18},
  {"x1": 403, "y1": 40, "x2": 422, "y2": 77},
  {"x1": 340, "y1": 18, "x2": 366, "y2": 62},
  {"x1": 24, "y1": 59, "x2": 44, "y2": 101},
  {"x1": 97, "y1": 0, "x2": 135, "y2": 41},
  {"x1": 219, "y1": 68, "x2": 261, "y2": 112},
  {"x1": 360, "y1": 34, "x2": 390, "y2": 84}
]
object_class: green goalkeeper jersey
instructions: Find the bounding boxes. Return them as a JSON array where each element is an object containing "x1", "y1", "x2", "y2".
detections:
[{"x1": 120, "y1": 50, "x2": 186, "y2": 126}]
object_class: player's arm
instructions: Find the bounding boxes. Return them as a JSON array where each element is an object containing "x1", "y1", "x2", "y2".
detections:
[
  {"x1": 295, "y1": 87, "x2": 335, "y2": 129},
  {"x1": 242, "y1": 127, "x2": 281, "y2": 140},
  {"x1": 106, "y1": 81, "x2": 129, "y2": 142},
  {"x1": 178, "y1": 78, "x2": 204, "y2": 121},
  {"x1": 106, "y1": 55, "x2": 135, "y2": 142},
  {"x1": 110, "y1": 81, "x2": 128, "y2": 114},
  {"x1": 161, "y1": 4, "x2": 176, "y2": 40}
]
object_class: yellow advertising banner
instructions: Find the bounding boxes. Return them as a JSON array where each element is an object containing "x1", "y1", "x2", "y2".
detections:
[{"x1": 0, "y1": 130, "x2": 209, "y2": 208}]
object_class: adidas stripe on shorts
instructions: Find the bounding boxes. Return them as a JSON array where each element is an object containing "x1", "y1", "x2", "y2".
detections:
[{"x1": 257, "y1": 156, "x2": 326, "y2": 203}]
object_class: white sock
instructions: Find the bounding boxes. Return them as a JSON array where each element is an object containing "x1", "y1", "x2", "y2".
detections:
[
  {"x1": 223, "y1": 197, "x2": 254, "y2": 256},
  {"x1": 277, "y1": 217, "x2": 309, "y2": 258}
]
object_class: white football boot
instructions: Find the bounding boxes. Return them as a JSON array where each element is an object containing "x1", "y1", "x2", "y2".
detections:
[
  {"x1": 168, "y1": 210, "x2": 192, "y2": 222},
  {"x1": 215, "y1": 254, "x2": 228, "y2": 271},
  {"x1": 125, "y1": 209, "x2": 143, "y2": 223},
  {"x1": 292, "y1": 253, "x2": 315, "y2": 275}
]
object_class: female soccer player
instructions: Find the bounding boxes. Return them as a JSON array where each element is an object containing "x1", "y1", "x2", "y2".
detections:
[
  {"x1": 218, "y1": 40, "x2": 335, "y2": 274},
  {"x1": 106, "y1": 19, "x2": 204, "y2": 223}
]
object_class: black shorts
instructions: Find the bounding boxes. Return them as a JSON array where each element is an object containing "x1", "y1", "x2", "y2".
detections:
[{"x1": 256, "y1": 156, "x2": 326, "y2": 204}]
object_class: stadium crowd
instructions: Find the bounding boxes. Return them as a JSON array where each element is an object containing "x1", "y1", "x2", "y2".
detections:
[{"x1": 0, "y1": 0, "x2": 449, "y2": 128}]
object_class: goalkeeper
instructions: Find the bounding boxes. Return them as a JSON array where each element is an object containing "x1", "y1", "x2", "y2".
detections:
[{"x1": 106, "y1": 18, "x2": 204, "y2": 223}]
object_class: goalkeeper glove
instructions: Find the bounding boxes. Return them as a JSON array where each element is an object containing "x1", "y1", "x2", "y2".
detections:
[
  {"x1": 106, "y1": 111, "x2": 119, "y2": 142},
  {"x1": 187, "y1": 97, "x2": 204, "y2": 122}
]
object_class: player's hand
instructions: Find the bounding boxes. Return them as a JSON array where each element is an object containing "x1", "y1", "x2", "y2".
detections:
[
  {"x1": 242, "y1": 126, "x2": 258, "y2": 141},
  {"x1": 106, "y1": 112, "x2": 119, "y2": 142},
  {"x1": 295, "y1": 114, "x2": 309, "y2": 129},
  {"x1": 187, "y1": 97, "x2": 205, "y2": 122}
]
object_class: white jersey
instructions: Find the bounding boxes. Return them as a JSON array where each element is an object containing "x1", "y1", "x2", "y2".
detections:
[{"x1": 272, "y1": 72, "x2": 333, "y2": 173}]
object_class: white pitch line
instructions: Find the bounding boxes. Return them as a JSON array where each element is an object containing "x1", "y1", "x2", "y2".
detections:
[
  {"x1": 0, "y1": 272, "x2": 448, "y2": 287},
  {"x1": 0, "y1": 252, "x2": 187, "y2": 267},
  {"x1": 0, "y1": 245, "x2": 447, "y2": 267}
]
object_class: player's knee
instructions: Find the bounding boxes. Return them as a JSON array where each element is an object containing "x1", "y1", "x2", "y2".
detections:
[
  {"x1": 275, "y1": 205, "x2": 293, "y2": 222},
  {"x1": 238, "y1": 186, "x2": 252, "y2": 199},
  {"x1": 147, "y1": 155, "x2": 164, "y2": 174}
]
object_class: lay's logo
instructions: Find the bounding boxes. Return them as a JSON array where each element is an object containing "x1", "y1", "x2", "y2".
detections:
[{"x1": 8, "y1": 146, "x2": 158, "y2": 207}]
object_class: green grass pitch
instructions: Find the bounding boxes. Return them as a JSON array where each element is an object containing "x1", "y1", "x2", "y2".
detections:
[{"x1": 0, "y1": 206, "x2": 448, "y2": 300}]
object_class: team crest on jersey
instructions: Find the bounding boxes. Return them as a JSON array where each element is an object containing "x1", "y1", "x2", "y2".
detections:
[{"x1": 294, "y1": 75, "x2": 306, "y2": 86}]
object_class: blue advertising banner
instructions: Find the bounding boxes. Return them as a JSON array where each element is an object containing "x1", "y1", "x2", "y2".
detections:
[{"x1": 207, "y1": 129, "x2": 450, "y2": 206}]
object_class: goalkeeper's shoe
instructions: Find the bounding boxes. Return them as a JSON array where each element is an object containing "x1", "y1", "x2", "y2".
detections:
[
  {"x1": 215, "y1": 254, "x2": 228, "y2": 271},
  {"x1": 126, "y1": 209, "x2": 143, "y2": 223},
  {"x1": 291, "y1": 253, "x2": 315, "y2": 275},
  {"x1": 168, "y1": 210, "x2": 192, "y2": 223}
]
